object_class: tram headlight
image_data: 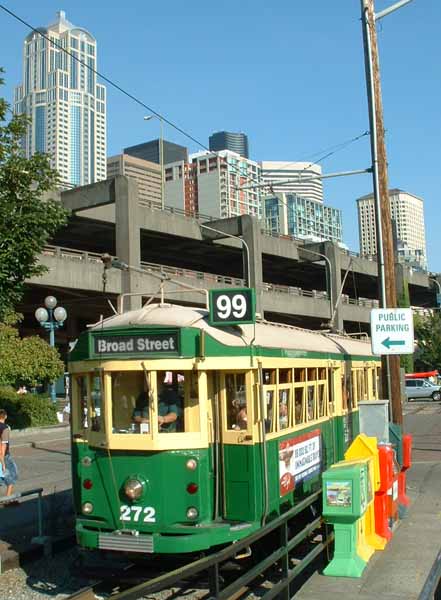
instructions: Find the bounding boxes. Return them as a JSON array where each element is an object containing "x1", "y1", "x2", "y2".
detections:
[
  {"x1": 186, "y1": 458, "x2": 198, "y2": 471},
  {"x1": 82, "y1": 502, "x2": 94, "y2": 515},
  {"x1": 81, "y1": 456, "x2": 93, "y2": 467},
  {"x1": 186, "y1": 507, "x2": 199, "y2": 520},
  {"x1": 124, "y1": 478, "x2": 144, "y2": 500}
]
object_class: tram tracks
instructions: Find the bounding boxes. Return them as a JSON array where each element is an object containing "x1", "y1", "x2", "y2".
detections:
[{"x1": 64, "y1": 509, "x2": 331, "y2": 599}]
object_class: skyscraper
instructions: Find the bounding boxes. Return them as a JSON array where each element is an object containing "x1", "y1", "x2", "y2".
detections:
[
  {"x1": 260, "y1": 162, "x2": 323, "y2": 203},
  {"x1": 264, "y1": 194, "x2": 342, "y2": 244},
  {"x1": 209, "y1": 131, "x2": 249, "y2": 159},
  {"x1": 357, "y1": 189, "x2": 427, "y2": 269},
  {"x1": 124, "y1": 139, "x2": 188, "y2": 165},
  {"x1": 14, "y1": 11, "x2": 107, "y2": 187}
]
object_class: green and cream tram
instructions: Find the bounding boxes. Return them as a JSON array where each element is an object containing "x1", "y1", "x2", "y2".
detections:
[{"x1": 69, "y1": 302, "x2": 381, "y2": 555}]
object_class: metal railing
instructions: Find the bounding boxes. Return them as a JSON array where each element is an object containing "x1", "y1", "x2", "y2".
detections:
[
  {"x1": 41, "y1": 245, "x2": 379, "y2": 308},
  {"x1": 105, "y1": 489, "x2": 332, "y2": 600},
  {"x1": 0, "y1": 487, "x2": 44, "y2": 538}
]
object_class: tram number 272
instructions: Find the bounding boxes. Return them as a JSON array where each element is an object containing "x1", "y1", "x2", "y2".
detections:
[{"x1": 120, "y1": 505, "x2": 156, "y2": 523}]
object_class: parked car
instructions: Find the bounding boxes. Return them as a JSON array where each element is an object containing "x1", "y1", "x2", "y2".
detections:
[{"x1": 405, "y1": 378, "x2": 441, "y2": 402}]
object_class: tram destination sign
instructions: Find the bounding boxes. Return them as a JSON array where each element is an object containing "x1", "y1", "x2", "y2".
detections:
[
  {"x1": 370, "y1": 308, "x2": 414, "y2": 355},
  {"x1": 92, "y1": 332, "x2": 179, "y2": 357},
  {"x1": 209, "y1": 288, "x2": 256, "y2": 326}
]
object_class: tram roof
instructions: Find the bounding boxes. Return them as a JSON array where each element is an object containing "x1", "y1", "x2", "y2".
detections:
[{"x1": 90, "y1": 303, "x2": 375, "y2": 358}]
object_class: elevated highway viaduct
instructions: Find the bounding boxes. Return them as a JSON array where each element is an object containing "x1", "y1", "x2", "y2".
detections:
[{"x1": 18, "y1": 176, "x2": 436, "y2": 352}]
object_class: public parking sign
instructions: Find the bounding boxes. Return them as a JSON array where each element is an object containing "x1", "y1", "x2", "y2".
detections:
[
  {"x1": 208, "y1": 288, "x2": 255, "y2": 326},
  {"x1": 370, "y1": 308, "x2": 414, "y2": 355}
]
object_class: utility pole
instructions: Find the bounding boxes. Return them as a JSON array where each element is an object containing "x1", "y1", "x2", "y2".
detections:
[{"x1": 361, "y1": 0, "x2": 405, "y2": 426}]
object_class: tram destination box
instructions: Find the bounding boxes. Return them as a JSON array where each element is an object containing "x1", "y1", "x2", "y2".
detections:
[{"x1": 209, "y1": 288, "x2": 256, "y2": 326}]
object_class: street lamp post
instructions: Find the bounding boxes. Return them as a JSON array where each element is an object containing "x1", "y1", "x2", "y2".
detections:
[
  {"x1": 429, "y1": 277, "x2": 441, "y2": 308},
  {"x1": 35, "y1": 295, "x2": 67, "y2": 403},
  {"x1": 144, "y1": 115, "x2": 164, "y2": 210}
]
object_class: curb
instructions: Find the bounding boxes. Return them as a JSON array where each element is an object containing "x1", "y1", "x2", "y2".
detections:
[
  {"x1": 14, "y1": 436, "x2": 70, "y2": 449},
  {"x1": 11, "y1": 424, "x2": 70, "y2": 438}
]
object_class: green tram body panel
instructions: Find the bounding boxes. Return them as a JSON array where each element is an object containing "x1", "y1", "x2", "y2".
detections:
[
  {"x1": 70, "y1": 307, "x2": 377, "y2": 555},
  {"x1": 74, "y1": 417, "x2": 356, "y2": 554}
]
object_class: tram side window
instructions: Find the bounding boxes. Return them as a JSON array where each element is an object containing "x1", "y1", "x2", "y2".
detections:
[
  {"x1": 111, "y1": 371, "x2": 149, "y2": 434},
  {"x1": 90, "y1": 374, "x2": 104, "y2": 432},
  {"x1": 263, "y1": 369, "x2": 276, "y2": 433},
  {"x1": 328, "y1": 369, "x2": 336, "y2": 415},
  {"x1": 278, "y1": 388, "x2": 290, "y2": 429},
  {"x1": 317, "y1": 368, "x2": 327, "y2": 418},
  {"x1": 294, "y1": 387, "x2": 305, "y2": 425},
  {"x1": 157, "y1": 370, "x2": 199, "y2": 434},
  {"x1": 294, "y1": 368, "x2": 306, "y2": 425},
  {"x1": 372, "y1": 367, "x2": 378, "y2": 399},
  {"x1": 307, "y1": 368, "x2": 317, "y2": 421},
  {"x1": 363, "y1": 368, "x2": 369, "y2": 401},
  {"x1": 75, "y1": 375, "x2": 88, "y2": 429},
  {"x1": 225, "y1": 373, "x2": 247, "y2": 430}
]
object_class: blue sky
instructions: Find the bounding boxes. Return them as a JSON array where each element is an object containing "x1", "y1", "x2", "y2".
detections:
[{"x1": 1, "y1": 1, "x2": 440, "y2": 269}]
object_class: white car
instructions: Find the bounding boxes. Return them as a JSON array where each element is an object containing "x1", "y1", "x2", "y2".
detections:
[{"x1": 405, "y1": 378, "x2": 441, "y2": 402}]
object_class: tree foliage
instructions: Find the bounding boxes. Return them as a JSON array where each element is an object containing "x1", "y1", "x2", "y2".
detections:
[
  {"x1": 413, "y1": 312, "x2": 441, "y2": 372},
  {"x1": 0, "y1": 69, "x2": 68, "y2": 319},
  {"x1": 397, "y1": 275, "x2": 414, "y2": 373},
  {"x1": 0, "y1": 315, "x2": 64, "y2": 387}
]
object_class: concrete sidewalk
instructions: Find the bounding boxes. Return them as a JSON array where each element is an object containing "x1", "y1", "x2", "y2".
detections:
[
  {"x1": 0, "y1": 428, "x2": 73, "y2": 572},
  {"x1": 297, "y1": 403, "x2": 441, "y2": 600},
  {"x1": 11, "y1": 423, "x2": 70, "y2": 448}
]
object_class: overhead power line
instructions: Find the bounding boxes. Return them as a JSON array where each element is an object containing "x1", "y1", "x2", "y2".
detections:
[
  {"x1": 0, "y1": 3, "x2": 210, "y2": 152},
  {"x1": 1, "y1": 4, "x2": 370, "y2": 195}
]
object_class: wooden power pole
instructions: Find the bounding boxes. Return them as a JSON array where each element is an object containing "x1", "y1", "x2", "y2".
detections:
[{"x1": 361, "y1": 0, "x2": 403, "y2": 426}]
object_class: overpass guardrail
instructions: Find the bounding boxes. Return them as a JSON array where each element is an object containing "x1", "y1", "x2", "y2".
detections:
[{"x1": 41, "y1": 245, "x2": 379, "y2": 309}]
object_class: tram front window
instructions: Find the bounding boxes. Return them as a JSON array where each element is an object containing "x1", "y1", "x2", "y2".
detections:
[
  {"x1": 111, "y1": 371, "x2": 150, "y2": 434},
  {"x1": 110, "y1": 370, "x2": 199, "y2": 434}
]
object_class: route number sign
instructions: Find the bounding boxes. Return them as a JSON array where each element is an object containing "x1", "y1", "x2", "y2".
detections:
[
  {"x1": 208, "y1": 288, "x2": 256, "y2": 326},
  {"x1": 370, "y1": 308, "x2": 414, "y2": 355}
]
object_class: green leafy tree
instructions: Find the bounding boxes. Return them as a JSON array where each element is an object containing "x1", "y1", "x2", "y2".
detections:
[
  {"x1": 413, "y1": 312, "x2": 441, "y2": 372},
  {"x1": 0, "y1": 314, "x2": 64, "y2": 387},
  {"x1": 397, "y1": 274, "x2": 414, "y2": 373},
  {"x1": 0, "y1": 69, "x2": 68, "y2": 319}
]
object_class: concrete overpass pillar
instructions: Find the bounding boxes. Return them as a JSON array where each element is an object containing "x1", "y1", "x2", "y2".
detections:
[
  {"x1": 115, "y1": 177, "x2": 141, "y2": 311},
  {"x1": 239, "y1": 215, "x2": 263, "y2": 316},
  {"x1": 323, "y1": 242, "x2": 343, "y2": 332}
]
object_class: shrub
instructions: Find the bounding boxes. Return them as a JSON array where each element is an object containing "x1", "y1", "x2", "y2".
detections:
[{"x1": 0, "y1": 386, "x2": 58, "y2": 429}]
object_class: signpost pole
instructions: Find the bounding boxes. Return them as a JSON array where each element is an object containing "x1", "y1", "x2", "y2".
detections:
[{"x1": 361, "y1": 0, "x2": 403, "y2": 425}]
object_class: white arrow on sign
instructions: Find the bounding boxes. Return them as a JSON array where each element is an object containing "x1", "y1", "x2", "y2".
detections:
[{"x1": 370, "y1": 308, "x2": 414, "y2": 355}]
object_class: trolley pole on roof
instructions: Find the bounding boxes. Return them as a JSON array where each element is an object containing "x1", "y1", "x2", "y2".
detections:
[{"x1": 360, "y1": 0, "x2": 415, "y2": 426}]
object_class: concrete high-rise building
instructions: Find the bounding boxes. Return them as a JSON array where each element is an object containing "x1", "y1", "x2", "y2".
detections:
[
  {"x1": 107, "y1": 154, "x2": 162, "y2": 207},
  {"x1": 190, "y1": 150, "x2": 261, "y2": 219},
  {"x1": 124, "y1": 139, "x2": 188, "y2": 165},
  {"x1": 209, "y1": 131, "x2": 249, "y2": 159},
  {"x1": 260, "y1": 162, "x2": 323, "y2": 203},
  {"x1": 14, "y1": 11, "x2": 107, "y2": 187},
  {"x1": 264, "y1": 194, "x2": 343, "y2": 244},
  {"x1": 357, "y1": 188, "x2": 427, "y2": 270},
  {"x1": 164, "y1": 160, "x2": 198, "y2": 215}
]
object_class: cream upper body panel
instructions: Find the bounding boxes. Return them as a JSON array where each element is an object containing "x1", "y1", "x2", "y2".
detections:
[{"x1": 89, "y1": 303, "x2": 375, "y2": 358}]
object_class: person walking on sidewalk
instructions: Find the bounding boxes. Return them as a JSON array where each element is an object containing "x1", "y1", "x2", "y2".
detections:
[{"x1": 0, "y1": 409, "x2": 19, "y2": 505}]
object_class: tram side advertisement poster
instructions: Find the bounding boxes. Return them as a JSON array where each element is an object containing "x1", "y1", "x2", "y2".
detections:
[{"x1": 278, "y1": 429, "x2": 321, "y2": 497}]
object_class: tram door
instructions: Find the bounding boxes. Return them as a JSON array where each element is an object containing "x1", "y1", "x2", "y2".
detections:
[
  {"x1": 208, "y1": 370, "x2": 250, "y2": 521},
  {"x1": 207, "y1": 371, "x2": 223, "y2": 521}
]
